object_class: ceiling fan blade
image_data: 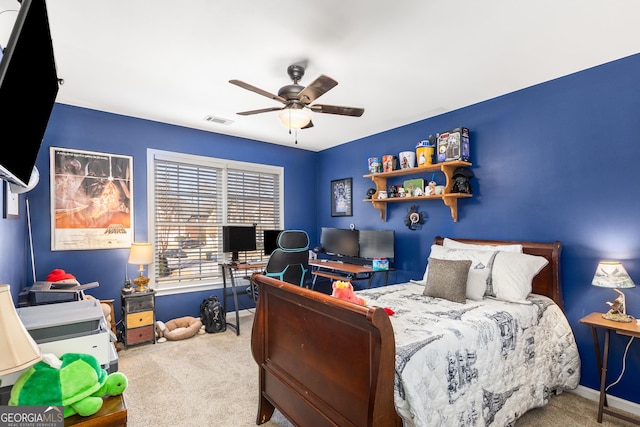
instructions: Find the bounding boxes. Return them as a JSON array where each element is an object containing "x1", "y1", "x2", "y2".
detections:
[
  {"x1": 229, "y1": 79, "x2": 287, "y2": 104},
  {"x1": 309, "y1": 104, "x2": 364, "y2": 117},
  {"x1": 297, "y1": 75, "x2": 338, "y2": 104},
  {"x1": 236, "y1": 106, "x2": 283, "y2": 116},
  {"x1": 302, "y1": 120, "x2": 314, "y2": 129}
]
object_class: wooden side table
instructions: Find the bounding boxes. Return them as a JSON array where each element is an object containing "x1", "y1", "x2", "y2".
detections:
[
  {"x1": 65, "y1": 394, "x2": 127, "y2": 426},
  {"x1": 579, "y1": 312, "x2": 640, "y2": 425}
]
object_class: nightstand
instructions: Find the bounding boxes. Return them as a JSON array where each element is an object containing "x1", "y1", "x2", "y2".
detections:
[
  {"x1": 579, "y1": 312, "x2": 640, "y2": 425},
  {"x1": 121, "y1": 289, "x2": 156, "y2": 348}
]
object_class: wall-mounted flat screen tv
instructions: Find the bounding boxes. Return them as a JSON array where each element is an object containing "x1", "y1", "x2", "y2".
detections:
[
  {"x1": 222, "y1": 225, "x2": 257, "y2": 261},
  {"x1": 358, "y1": 229, "x2": 395, "y2": 261},
  {"x1": 0, "y1": 0, "x2": 60, "y2": 188},
  {"x1": 319, "y1": 227, "x2": 359, "y2": 258}
]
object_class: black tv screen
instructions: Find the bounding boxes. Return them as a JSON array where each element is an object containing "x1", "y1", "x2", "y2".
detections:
[
  {"x1": 320, "y1": 227, "x2": 359, "y2": 258},
  {"x1": 263, "y1": 229, "x2": 282, "y2": 256},
  {"x1": 358, "y1": 229, "x2": 395, "y2": 260},
  {"x1": 0, "y1": 0, "x2": 60, "y2": 188},
  {"x1": 222, "y1": 225, "x2": 257, "y2": 260}
]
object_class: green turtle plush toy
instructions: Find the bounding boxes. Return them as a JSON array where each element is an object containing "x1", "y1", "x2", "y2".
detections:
[{"x1": 9, "y1": 353, "x2": 127, "y2": 418}]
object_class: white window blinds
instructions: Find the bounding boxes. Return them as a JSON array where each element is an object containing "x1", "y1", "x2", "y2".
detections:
[{"x1": 148, "y1": 150, "x2": 283, "y2": 292}]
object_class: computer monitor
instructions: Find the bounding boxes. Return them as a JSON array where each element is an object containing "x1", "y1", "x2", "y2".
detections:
[
  {"x1": 263, "y1": 229, "x2": 283, "y2": 256},
  {"x1": 358, "y1": 229, "x2": 395, "y2": 261},
  {"x1": 222, "y1": 225, "x2": 257, "y2": 261},
  {"x1": 319, "y1": 227, "x2": 359, "y2": 258}
]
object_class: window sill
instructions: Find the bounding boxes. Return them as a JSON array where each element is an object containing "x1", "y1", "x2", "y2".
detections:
[{"x1": 152, "y1": 281, "x2": 223, "y2": 297}]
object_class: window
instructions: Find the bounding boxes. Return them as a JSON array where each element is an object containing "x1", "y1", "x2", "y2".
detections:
[{"x1": 147, "y1": 149, "x2": 283, "y2": 295}]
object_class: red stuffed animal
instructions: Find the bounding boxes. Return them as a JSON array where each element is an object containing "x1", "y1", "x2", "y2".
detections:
[{"x1": 331, "y1": 280, "x2": 366, "y2": 306}]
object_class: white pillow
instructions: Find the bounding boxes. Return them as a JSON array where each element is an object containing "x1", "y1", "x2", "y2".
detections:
[
  {"x1": 488, "y1": 251, "x2": 549, "y2": 303},
  {"x1": 442, "y1": 238, "x2": 523, "y2": 253},
  {"x1": 421, "y1": 245, "x2": 498, "y2": 300}
]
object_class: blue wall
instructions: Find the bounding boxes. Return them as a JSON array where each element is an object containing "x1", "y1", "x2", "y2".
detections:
[
  {"x1": 2, "y1": 53, "x2": 639, "y2": 404},
  {"x1": 6, "y1": 104, "x2": 318, "y2": 321}
]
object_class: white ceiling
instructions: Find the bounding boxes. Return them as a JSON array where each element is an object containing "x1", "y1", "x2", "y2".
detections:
[{"x1": 4, "y1": 0, "x2": 639, "y2": 152}]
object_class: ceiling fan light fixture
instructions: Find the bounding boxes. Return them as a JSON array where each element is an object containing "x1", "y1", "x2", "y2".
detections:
[{"x1": 278, "y1": 107, "x2": 311, "y2": 129}]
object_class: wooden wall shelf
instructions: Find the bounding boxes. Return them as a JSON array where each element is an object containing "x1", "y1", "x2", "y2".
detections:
[{"x1": 363, "y1": 160, "x2": 472, "y2": 222}]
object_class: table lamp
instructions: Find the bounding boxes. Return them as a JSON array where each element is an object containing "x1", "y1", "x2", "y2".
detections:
[
  {"x1": 592, "y1": 261, "x2": 636, "y2": 322},
  {"x1": 128, "y1": 242, "x2": 153, "y2": 292},
  {"x1": 0, "y1": 284, "x2": 41, "y2": 386}
]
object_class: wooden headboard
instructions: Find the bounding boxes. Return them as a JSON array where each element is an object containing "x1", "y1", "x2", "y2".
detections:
[{"x1": 433, "y1": 236, "x2": 563, "y2": 310}]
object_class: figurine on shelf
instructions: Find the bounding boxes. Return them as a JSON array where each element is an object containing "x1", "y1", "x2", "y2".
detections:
[
  {"x1": 366, "y1": 188, "x2": 376, "y2": 199},
  {"x1": 451, "y1": 167, "x2": 473, "y2": 194},
  {"x1": 425, "y1": 181, "x2": 437, "y2": 196}
]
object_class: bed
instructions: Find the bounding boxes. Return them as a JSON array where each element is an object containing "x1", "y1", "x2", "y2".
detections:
[{"x1": 250, "y1": 236, "x2": 581, "y2": 426}]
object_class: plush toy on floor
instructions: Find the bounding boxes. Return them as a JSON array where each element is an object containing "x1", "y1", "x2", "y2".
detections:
[
  {"x1": 331, "y1": 280, "x2": 366, "y2": 306},
  {"x1": 9, "y1": 353, "x2": 127, "y2": 418},
  {"x1": 155, "y1": 316, "x2": 204, "y2": 342}
]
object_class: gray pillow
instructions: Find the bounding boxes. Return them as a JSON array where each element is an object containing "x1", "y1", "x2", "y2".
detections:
[{"x1": 423, "y1": 257, "x2": 472, "y2": 303}]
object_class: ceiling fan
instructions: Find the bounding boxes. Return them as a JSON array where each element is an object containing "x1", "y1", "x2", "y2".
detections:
[{"x1": 229, "y1": 64, "x2": 364, "y2": 131}]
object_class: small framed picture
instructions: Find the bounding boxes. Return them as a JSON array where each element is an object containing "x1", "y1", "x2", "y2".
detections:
[
  {"x1": 3, "y1": 181, "x2": 19, "y2": 219},
  {"x1": 331, "y1": 177, "x2": 352, "y2": 217}
]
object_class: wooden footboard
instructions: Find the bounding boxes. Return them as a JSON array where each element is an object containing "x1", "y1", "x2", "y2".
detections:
[{"x1": 250, "y1": 273, "x2": 402, "y2": 427}]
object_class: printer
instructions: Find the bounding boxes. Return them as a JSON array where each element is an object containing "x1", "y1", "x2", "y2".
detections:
[
  {"x1": 18, "y1": 280, "x2": 100, "y2": 307},
  {"x1": 0, "y1": 299, "x2": 118, "y2": 404}
]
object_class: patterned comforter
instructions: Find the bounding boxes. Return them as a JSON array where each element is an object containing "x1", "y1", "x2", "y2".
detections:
[{"x1": 357, "y1": 282, "x2": 581, "y2": 427}]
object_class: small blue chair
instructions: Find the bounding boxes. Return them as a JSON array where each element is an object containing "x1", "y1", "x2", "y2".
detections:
[{"x1": 264, "y1": 230, "x2": 309, "y2": 288}]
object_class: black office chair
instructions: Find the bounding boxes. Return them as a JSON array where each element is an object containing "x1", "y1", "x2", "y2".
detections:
[
  {"x1": 247, "y1": 230, "x2": 310, "y2": 303},
  {"x1": 264, "y1": 230, "x2": 309, "y2": 288}
]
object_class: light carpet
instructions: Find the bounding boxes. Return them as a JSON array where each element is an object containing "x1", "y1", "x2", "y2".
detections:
[{"x1": 117, "y1": 310, "x2": 638, "y2": 427}]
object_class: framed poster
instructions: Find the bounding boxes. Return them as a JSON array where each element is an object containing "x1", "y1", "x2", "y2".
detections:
[
  {"x1": 50, "y1": 147, "x2": 133, "y2": 250},
  {"x1": 3, "y1": 181, "x2": 19, "y2": 219},
  {"x1": 331, "y1": 177, "x2": 352, "y2": 217}
]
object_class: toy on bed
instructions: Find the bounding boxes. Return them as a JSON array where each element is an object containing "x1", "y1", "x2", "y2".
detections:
[
  {"x1": 331, "y1": 280, "x2": 366, "y2": 306},
  {"x1": 155, "y1": 316, "x2": 204, "y2": 342},
  {"x1": 9, "y1": 353, "x2": 127, "y2": 418}
]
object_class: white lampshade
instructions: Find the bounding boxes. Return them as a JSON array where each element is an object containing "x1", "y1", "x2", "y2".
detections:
[
  {"x1": 278, "y1": 107, "x2": 311, "y2": 129},
  {"x1": 592, "y1": 261, "x2": 636, "y2": 289},
  {"x1": 0, "y1": 284, "x2": 41, "y2": 376},
  {"x1": 128, "y1": 242, "x2": 153, "y2": 266},
  {"x1": 128, "y1": 242, "x2": 153, "y2": 292}
]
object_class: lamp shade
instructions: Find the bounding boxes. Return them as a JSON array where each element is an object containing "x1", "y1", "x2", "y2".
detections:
[
  {"x1": 128, "y1": 242, "x2": 153, "y2": 265},
  {"x1": 0, "y1": 284, "x2": 41, "y2": 376},
  {"x1": 278, "y1": 107, "x2": 311, "y2": 129},
  {"x1": 592, "y1": 261, "x2": 636, "y2": 289}
]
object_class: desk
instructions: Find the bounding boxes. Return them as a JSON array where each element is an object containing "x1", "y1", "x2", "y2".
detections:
[
  {"x1": 579, "y1": 312, "x2": 640, "y2": 425},
  {"x1": 220, "y1": 262, "x2": 267, "y2": 336},
  {"x1": 65, "y1": 394, "x2": 127, "y2": 427},
  {"x1": 309, "y1": 260, "x2": 391, "y2": 289}
]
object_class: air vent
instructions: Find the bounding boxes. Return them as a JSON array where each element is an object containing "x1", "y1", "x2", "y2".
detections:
[{"x1": 204, "y1": 115, "x2": 234, "y2": 126}]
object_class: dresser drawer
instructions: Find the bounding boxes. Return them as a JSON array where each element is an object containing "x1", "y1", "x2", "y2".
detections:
[
  {"x1": 126, "y1": 325, "x2": 155, "y2": 345},
  {"x1": 126, "y1": 310, "x2": 154, "y2": 328},
  {"x1": 123, "y1": 295, "x2": 154, "y2": 312}
]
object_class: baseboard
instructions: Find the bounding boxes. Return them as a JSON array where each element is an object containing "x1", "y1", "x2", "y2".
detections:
[{"x1": 571, "y1": 385, "x2": 640, "y2": 417}]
